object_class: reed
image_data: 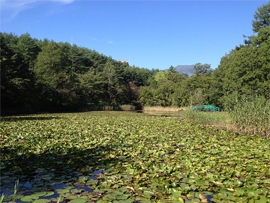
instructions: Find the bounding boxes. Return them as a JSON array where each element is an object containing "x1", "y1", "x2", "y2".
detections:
[
  {"x1": 120, "y1": 104, "x2": 136, "y2": 111},
  {"x1": 144, "y1": 102, "x2": 269, "y2": 138},
  {"x1": 0, "y1": 194, "x2": 4, "y2": 203},
  {"x1": 0, "y1": 179, "x2": 19, "y2": 203},
  {"x1": 13, "y1": 179, "x2": 19, "y2": 202},
  {"x1": 182, "y1": 109, "x2": 230, "y2": 127},
  {"x1": 144, "y1": 106, "x2": 187, "y2": 113},
  {"x1": 229, "y1": 97, "x2": 270, "y2": 138}
]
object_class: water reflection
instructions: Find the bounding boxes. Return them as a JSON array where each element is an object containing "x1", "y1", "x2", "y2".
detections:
[{"x1": 0, "y1": 169, "x2": 102, "y2": 202}]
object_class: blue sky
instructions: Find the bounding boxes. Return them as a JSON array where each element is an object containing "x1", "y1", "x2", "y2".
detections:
[{"x1": 1, "y1": 0, "x2": 268, "y2": 70}]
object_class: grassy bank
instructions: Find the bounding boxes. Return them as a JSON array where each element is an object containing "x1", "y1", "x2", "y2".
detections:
[{"x1": 144, "y1": 97, "x2": 270, "y2": 138}]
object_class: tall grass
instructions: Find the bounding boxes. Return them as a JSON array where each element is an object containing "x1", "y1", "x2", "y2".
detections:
[
  {"x1": 182, "y1": 110, "x2": 230, "y2": 127},
  {"x1": 229, "y1": 97, "x2": 270, "y2": 138},
  {"x1": 0, "y1": 180, "x2": 19, "y2": 203},
  {"x1": 120, "y1": 104, "x2": 136, "y2": 111},
  {"x1": 145, "y1": 100, "x2": 269, "y2": 138},
  {"x1": 144, "y1": 106, "x2": 184, "y2": 112},
  {"x1": 143, "y1": 106, "x2": 187, "y2": 116},
  {"x1": 13, "y1": 179, "x2": 19, "y2": 202},
  {"x1": 180, "y1": 97, "x2": 269, "y2": 138}
]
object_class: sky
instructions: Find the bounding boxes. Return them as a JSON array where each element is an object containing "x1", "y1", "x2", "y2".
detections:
[{"x1": 0, "y1": 0, "x2": 268, "y2": 70}]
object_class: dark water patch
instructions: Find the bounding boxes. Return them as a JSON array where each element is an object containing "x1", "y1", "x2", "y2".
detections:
[
  {"x1": 0, "y1": 116, "x2": 62, "y2": 122},
  {"x1": 0, "y1": 169, "x2": 102, "y2": 203}
]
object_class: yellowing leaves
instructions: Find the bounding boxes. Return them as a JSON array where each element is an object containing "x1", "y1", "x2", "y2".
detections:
[
  {"x1": 178, "y1": 197, "x2": 184, "y2": 203},
  {"x1": 199, "y1": 194, "x2": 208, "y2": 203},
  {"x1": 108, "y1": 154, "x2": 116, "y2": 158},
  {"x1": 1, "y1": 111, "x2": 270, "y2": 203}
]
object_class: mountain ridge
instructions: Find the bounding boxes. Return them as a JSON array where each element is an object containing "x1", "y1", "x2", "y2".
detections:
[{"x1": 175, "y1": 65, "x2": 195, "y2": 76}]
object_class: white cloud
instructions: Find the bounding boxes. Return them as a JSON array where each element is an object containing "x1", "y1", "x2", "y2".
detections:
[
  {"x1": 0, "y1": 0, "x2": 75, "y2": 19},
  {"x1": 1, "y1": 0, "x2": 75, "y2": 8},
  {"x1": 1, "y1": 0, "x2": 34, "y2": 10}
]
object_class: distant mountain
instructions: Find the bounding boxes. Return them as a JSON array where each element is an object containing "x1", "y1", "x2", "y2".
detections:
[{"x1": 175, "y1": 65, "x2": 195, "y2": 76}]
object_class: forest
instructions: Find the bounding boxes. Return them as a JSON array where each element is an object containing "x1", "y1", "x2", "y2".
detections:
[
  {"x1": 0, "y1": 3, "x2": 270, "y2": 202},
  {"x1": 1, "y1": 2, "x2": 269, "y2": 115}
]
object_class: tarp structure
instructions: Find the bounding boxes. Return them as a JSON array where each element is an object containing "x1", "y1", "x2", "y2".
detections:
[{"x1": 191, "y1": 105, "x2": 220, "y2": 112}]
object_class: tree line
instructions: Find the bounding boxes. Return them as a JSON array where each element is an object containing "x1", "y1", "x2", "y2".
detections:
[
  {"x1": 1, "y1": 2, "x2": 269, "y2": 114},
  {"x1": 1, "y1": 33, "x2": 159, "y2": 114}
]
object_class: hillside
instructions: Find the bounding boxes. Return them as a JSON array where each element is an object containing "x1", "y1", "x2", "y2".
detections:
[{"x1": 175, "y1": 65, "x2": 195, "y2": 76}]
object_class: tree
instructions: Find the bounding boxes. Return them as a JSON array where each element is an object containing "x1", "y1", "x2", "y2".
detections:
[
  {"x1": 177, "y1": 63, "x2": 214, "y2": 106},
  {"x1": 252, "y1": 26, "x2": 270, "y2": 46},
  {"x1": 210, "y1": 2, "x2": 270, "y2": 109},
  {"x1": 34, "y1": 42, "x2": 69, "y2": 88},
  {"x1": 79, "y1": 69, "x2": 105, "y2": 104},
  {"x1": 213, "y1": 35, "x2": 270, "y2": 109},
  {"x1": 16, "y1": 33, "x2": 40, "y2": 69},
  {"x1": 252, "y1": 2, "x2": 270, "y2": 33},
  {"x1": 34, "y1": 41, "x2": 80, "y2": 110},
  {"x1": 138, "y1": 69, "x2": 188, "y2": 107},
  {"x1": 168, "y1": 65, "x2": 177, "y2": 73},
  {"x1": 69, "y1": 45, "x2": 93, "y2": 74},
  {"x1": 1, "y1": 33, "x2": 38, "y2": 112},
  {"x1": 173, "y1": 80, "x2": 190, "y2": 107},
  {"x1": 194, "y1": 63, "x2": 212, "y2": 76},
  {"x1": 103, "y1": 61, "x2": 122, "y2": 104},
  {"x1": 155, "y1": 79, "x2": 174, "y2": 106}
]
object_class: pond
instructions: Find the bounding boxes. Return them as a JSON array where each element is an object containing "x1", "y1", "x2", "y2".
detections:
[{"x1": 0, "y1": 169, "x2": 103, "y2": 203}]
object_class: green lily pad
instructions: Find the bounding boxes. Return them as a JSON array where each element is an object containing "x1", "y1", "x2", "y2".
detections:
[
  {"x1": 20, "y1": 196, "x2": 36, "y2": 202},
  {"x1": 32, "y1": 199, "x2": 50, "y2": 203},
  {"x1": 68, "y1": 198, "x2": 87, "y2": 203},
  {"x1": 1, "y1": 112, "x2": 270, "y2": 203}
]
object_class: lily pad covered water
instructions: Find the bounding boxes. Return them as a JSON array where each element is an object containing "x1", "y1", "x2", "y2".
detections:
[{"x1": 0, "y1": 112, "x2": 269, "y2": 202}]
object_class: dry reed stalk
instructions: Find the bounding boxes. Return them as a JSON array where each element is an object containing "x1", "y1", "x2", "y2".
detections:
[{"x1": 143, "y1": 106, "x2": 184, "y2": 113}]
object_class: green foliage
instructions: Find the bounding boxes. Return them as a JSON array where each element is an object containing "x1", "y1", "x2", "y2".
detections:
[
  {"x1": 139, "y1": 68, "x2": 187, "y2": 107},
  {"x1": 103, "y1": 61, "x2": 123, "y2": 104},
  {"x1": 252, "y1": 1, "x2": 270, "y2": 33},
  {"x1": 0, "y1": 33, "x2": 37, "y2": 111},
  {"x1": 1, "y1": 2, "x2": 269, "y2": 114},
  {"x1": 0, "y1": 32, "x2": 155, "y2": 114},
  {"x1": 229, "y1": 97, "x2": 270, "y2": 138},
  {"x1": 193, "y1": 63, "x2": 212, "y2": 76},
  {"x1": 212, "y1": 2, "x2": 270, "y2": 109},
  {"x1": 34, "y1": 41, "x2": 70, "y2": 88},
  {"x1": 78, "y1": 68, "x2": 105, "y2": 104},
  {"x1": 214, "y1": 38, "x2": 270, "y2": 109},
  {"x1": 0, "y1": 112, "x2": 270, "y2": 202}
]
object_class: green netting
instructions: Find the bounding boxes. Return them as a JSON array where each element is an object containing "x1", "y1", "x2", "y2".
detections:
[{"x1": 191, "y1": 105, "x2": 220, "y2": 112}]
